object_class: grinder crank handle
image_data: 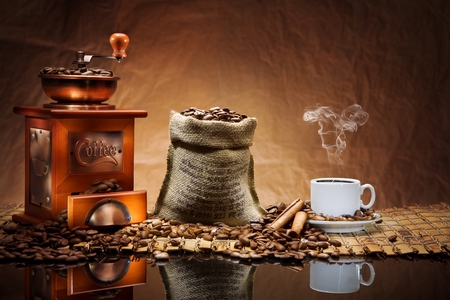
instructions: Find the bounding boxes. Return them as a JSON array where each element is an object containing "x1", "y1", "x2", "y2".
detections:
[{"x1": 110, "y1": 33, "x2": 130, "y2": 60}]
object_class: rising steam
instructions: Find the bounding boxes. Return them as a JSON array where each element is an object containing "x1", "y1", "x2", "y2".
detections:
[{"x1": 303, "y1": 104, "x2": 369, "y2": 167}]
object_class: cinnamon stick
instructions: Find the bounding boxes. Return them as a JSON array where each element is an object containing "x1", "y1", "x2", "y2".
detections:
[
  {"x1": 288, "y1": 211, "x2": 308, "y2": 238},
  {"x1": 269, "y1": 198, "x2": 304, "y2": 230}
]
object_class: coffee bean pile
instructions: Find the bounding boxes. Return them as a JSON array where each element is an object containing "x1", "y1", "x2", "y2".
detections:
[
  {"x1": 0, "y1": 201, "x2": 344, "y2": 266},
  {"x1": 180, "y1": 107, "x2": 248, "y2": 122},
  {"x1": 81, "y1": 178, "x2": 123, "y2": 194},
  {"x1": 0, "y1": 217, "x2": 94, "y2": 264},
  {"x1": 40, "y1": 66, "x2": 113, "y2": 77},
  {"x1": 304, "y1": 199, "x2": 379, "y2": 221}
]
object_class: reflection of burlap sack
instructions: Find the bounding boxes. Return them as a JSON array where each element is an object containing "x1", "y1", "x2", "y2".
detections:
[
  {"x1": 159, "y1": 258, "x2": 256, "y2": 300},
  {"x1": 154, "y1": 111, "x2": 266, "y2": 226}
]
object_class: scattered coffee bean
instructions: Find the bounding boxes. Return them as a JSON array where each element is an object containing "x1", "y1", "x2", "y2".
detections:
[
  {"x1": 328, "y1": 239, "x2": 342, "y2": 247},
  {"x1": 388, "y1": 235, "x2": 397, "y2": 242}
]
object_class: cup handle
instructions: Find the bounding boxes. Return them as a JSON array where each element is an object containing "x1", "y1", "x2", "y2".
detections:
[
  {"x1": 359, "y1": 262, "x2": 375, "y2": 286},
  {"x1": 360, "y1": 184, "x2": 376, "y2": 210}
]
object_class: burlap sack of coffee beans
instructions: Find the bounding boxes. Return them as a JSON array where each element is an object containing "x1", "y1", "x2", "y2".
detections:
[
  {"x1": 159, "y1": 258, "x2": 256, "y2": 300},
  {"x1": 154, "y1": 109, "x2": 266, "y2": 226}
]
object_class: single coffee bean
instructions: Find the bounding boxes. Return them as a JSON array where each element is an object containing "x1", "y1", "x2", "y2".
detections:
[
  {"x1": 239, "y1": 236, "x2": 250, "y2": 247},
  {"x1": 202, "y1": 234, "x2": 213, "y2": 241},
  {"x1": 388, "y1": 235, "x2": 397, "y2": 242},
  {"x1": 308, "y1": 250, "x2": 318, "y2": 258},
  {"x1": 16, "y1": 243, "x2": 28, "y2": 251},
  {"x1": 306, "y1": 241, "x2": 318, "y2": 249},
  {"x1": 328, "y1": 239, "x2": 342, "y2": 247},
  {"x1": 275, "y1": 243, "x2": 286, "y2": 252},
  {"x1": 120, "y1": 237, "x2": 131, "y2": 246},
  {"x1": 317, "y1": 253, "x2": 330, "y2": 260},
  {"x1": 312, "y1": 215, "x2": 326, "y2": 221},
  {"x1": 56, "y1": 255, "x2": 68, "y2": 261},
  {"x1": 171, "y1": 240, "x2": 183, "y2": 247},
  {"x1": 139, "y1": 240, "x2": 149, "y2": 247},
  {"x1": 65, "y1": 255, "x2": 79, "y2": 264},
  {"x1": 216, "y1": 233, "x2": 229, "y2": 240},
  {"x1": 96, "y1": 183, "x2": 109, "y2": 192},
  {"x1": 317, "y1": 242, "x2": 329, "y2": 249},
  {"x1": 31, "y1": 232, "x2": 43, "y2": 239},
  {"x1": 92, "y1": 179, "x2": 102, "y2": 186},
  {"x1": 43, "y1": 254, "x2": 55, "y2": 261},
  {"x1": 307, "y1": 235, "x2": 318, "y2": 242},
  {"x1": 57, "y1": 249, "x2": 71, "y2": 255},
  {"x1": 318, "y1": 234, "x2": 328, "y2": 241},
  {"x1": 1, "y1": 251, "x2": 16, "y2": 259},
  {"x1": 183, "y1": 232, "x2": 195, "y2": 239},
  {"x1": 74, "y1": 230, "x2": 87, "y2": 239},
  {"x1": 46, "y1": 226, "x2": 60, "y2": 233},
  {"x1": 22, "y1": 248, "x2": 38, "y2": 254},
  {"x1": 289, "y1": 241, "x2": 300, "y2": 251},
  {"x1": 331, "y1": 252, "x2": 339, "y2": 258}
]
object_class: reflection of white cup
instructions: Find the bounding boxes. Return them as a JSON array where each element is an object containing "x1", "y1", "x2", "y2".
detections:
[
  {"x1": 310, "y1": 260, "x2": 375, "y2": 293},
  {"x1": 311, "y1": 178, "x2": 376, "y2": 217}
]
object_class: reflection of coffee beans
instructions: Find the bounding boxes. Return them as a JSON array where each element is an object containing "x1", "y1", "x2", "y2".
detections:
[
  {"x1": 180, "y1": 107, "x2": 248, "y2": 123},
  {"x1": 40, "y1": 66, "x2": 113, "y2": 77}
]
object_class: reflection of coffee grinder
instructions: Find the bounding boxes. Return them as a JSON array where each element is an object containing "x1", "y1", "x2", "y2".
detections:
[
  {"x1": 26, "y1": 257, "x2": 146, "y2": 299},
  {"x1": 13, "y1": 34, "x2": 147, "y2": 226}
]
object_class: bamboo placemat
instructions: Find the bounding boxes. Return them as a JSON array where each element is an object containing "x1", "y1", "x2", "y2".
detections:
[{"x1": 322, "y1": 203, "x2": 450, "y2": 257}]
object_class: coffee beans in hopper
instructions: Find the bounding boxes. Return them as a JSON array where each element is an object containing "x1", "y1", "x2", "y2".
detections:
[{"x1": 40, "y1": 66, "x2": 113, "y2": 77}]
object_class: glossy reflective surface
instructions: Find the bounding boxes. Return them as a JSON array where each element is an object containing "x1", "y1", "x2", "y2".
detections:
[{"x1": 0, "y1": 255, "x2": 448, "y2": 299}]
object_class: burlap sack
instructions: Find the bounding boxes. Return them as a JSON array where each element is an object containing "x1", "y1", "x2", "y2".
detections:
[
  {"x1": 154, "y1": 111, "x2": 266, "y2": 226},
  {"x1": 159, "y1": 258, "x2": 257, "y2": 300}
]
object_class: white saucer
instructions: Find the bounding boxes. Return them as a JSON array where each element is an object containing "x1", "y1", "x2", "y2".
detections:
[{"x1": 306, "y1": 214, "x2": 382, "y2": 233}]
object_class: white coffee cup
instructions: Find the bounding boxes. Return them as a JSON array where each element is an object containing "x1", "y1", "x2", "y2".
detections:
[
  {"x1": 310, "y1": 178, "x2": 375, "y2": 217},
  {"x1": 310, "y1": 260, "x2": 375, "y2": 293}
]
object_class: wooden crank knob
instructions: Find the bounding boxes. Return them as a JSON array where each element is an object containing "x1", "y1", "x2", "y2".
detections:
[{"x1": 110, "y1": 33, "x2": 130, "y2": 59}]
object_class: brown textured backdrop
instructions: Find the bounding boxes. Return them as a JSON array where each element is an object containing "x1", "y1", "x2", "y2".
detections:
[{"x1": 0, "y1": 0, "x2": 449, "y2": 212}]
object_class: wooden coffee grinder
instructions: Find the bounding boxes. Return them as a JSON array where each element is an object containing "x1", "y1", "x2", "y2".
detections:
[{"x1": 13, "y1": 33, "x2": 148, "y2": 227}]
